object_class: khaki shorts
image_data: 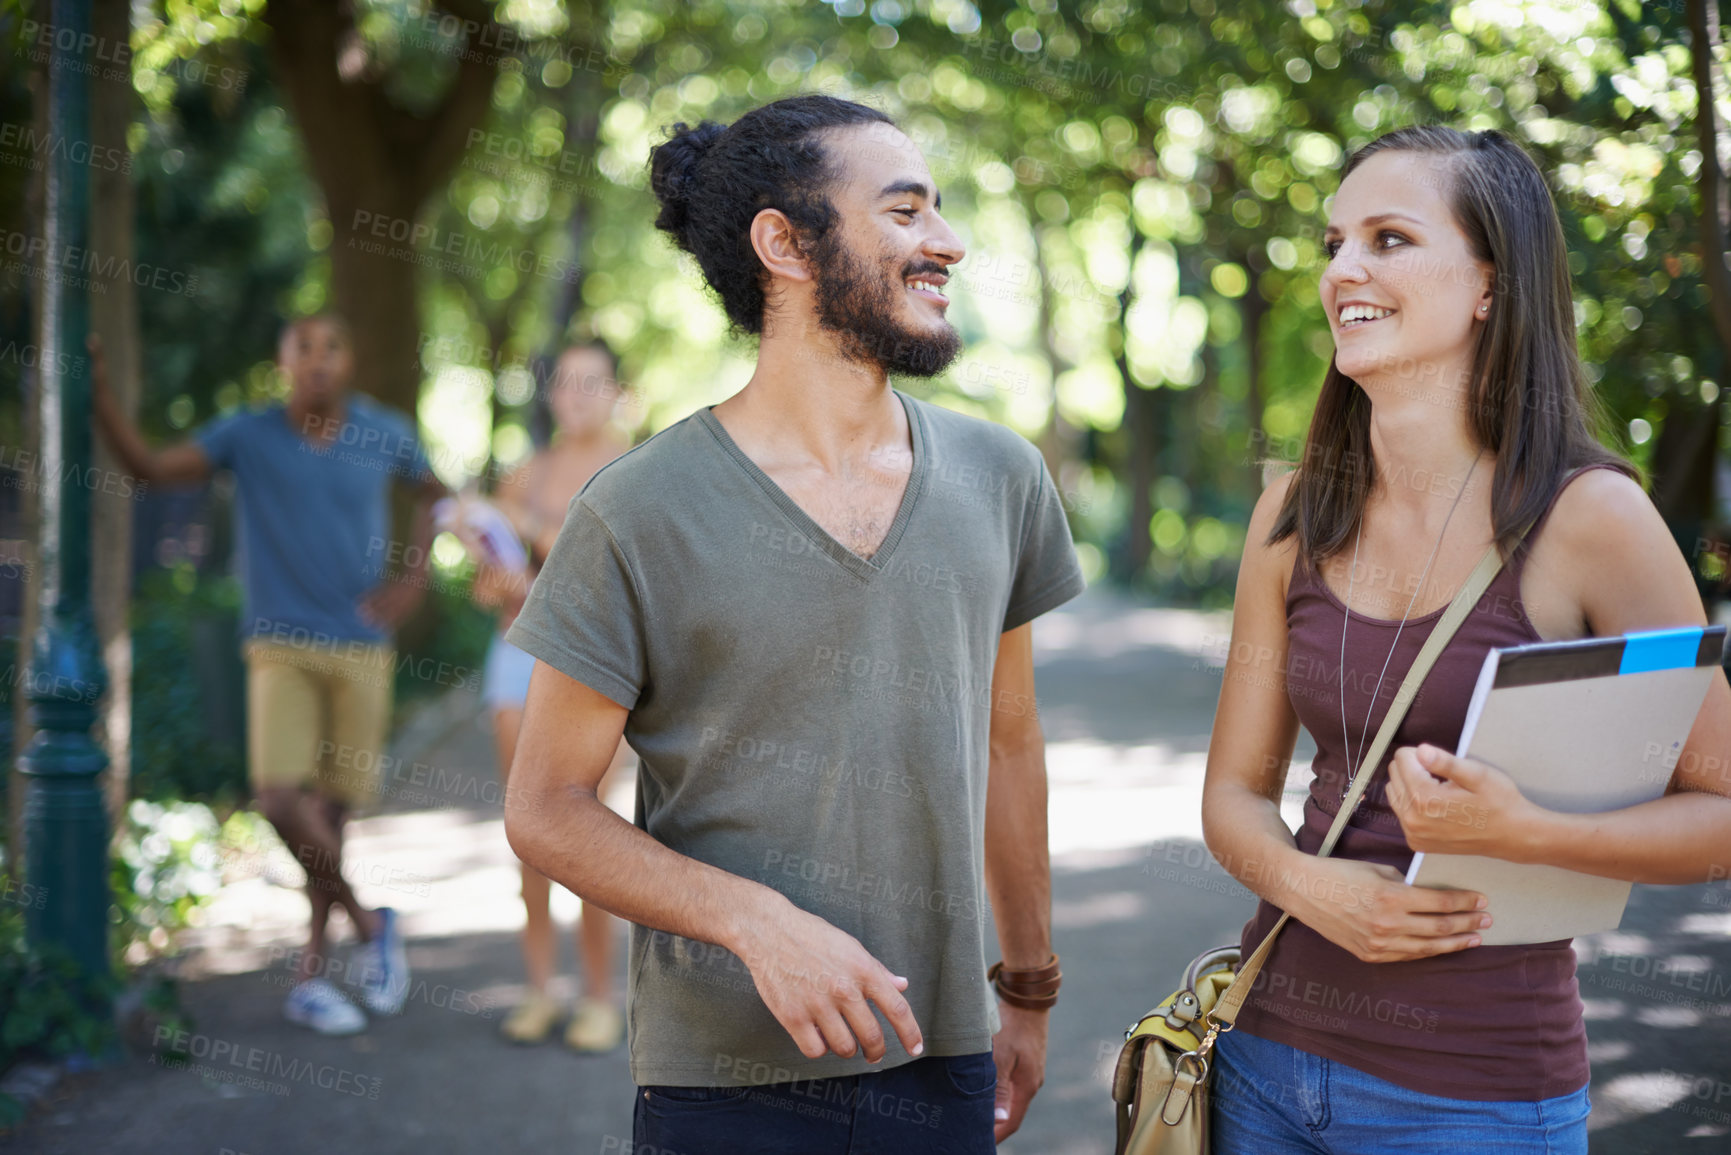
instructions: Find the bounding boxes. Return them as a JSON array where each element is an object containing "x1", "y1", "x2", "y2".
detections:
[{"x1": 244, "y1": 638, "x2": 394, "y2": 808}]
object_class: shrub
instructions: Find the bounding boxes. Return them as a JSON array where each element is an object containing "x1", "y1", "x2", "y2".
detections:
[{"x1": 128, "y1": 566, "x2": 247, "y2": 806}]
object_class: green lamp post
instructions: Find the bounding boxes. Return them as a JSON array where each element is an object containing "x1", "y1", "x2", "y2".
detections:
[{"x1": 18, "y1": 0, "x2": 112, "y2": 1000}]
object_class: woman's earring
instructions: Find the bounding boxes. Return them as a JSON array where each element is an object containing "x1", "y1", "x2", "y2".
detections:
[{"x1": 1478, "y1": 303, "x2": 1489, "y2": 317}]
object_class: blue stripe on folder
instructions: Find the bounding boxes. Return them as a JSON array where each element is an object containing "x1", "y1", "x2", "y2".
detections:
[
  {"x1": 1492, "y1": 626, "x2": 1726, "y2": 690},
  {"x1": 1619, "y1": 628, "x2": 1707, "y2": 675}
]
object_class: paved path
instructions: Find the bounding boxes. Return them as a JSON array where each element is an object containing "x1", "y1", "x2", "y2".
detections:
[{"x1": 5, "y1": 589, "x2": 1729, "y2": 1153}]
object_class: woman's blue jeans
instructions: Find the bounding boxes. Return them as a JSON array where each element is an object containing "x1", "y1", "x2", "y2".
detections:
[{"x1": 1210, "y1": 1028, "x2": 1590, "y2": 1154}]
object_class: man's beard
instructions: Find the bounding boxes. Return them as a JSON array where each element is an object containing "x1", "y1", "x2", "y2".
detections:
[{"x1": 810, "y1": 235, "x2": 961, "y2": 377}]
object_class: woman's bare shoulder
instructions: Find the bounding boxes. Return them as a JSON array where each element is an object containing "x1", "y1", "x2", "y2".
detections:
[{"x1": 1244, "y1": 468, "x2": 1301, "y2": 599}]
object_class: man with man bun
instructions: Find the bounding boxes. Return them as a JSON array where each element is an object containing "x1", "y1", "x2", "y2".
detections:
[{"x1": 504, "y1": 94, "x2": 1084, "y2": 1153}]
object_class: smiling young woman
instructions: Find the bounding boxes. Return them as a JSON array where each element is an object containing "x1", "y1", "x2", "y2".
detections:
[{"x1": 1197, "y1": 126, "x2": 1731, "y2": 1153}]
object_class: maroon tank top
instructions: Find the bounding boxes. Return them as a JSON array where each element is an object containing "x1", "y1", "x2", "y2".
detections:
[{"x1": 1232, "y1": 466, "x2": 1621, "y2": 1102}]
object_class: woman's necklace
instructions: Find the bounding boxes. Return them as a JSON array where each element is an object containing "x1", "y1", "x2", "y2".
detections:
[{"x1": 1336, "y1": 450, "x2": 1484, "y2": 803}]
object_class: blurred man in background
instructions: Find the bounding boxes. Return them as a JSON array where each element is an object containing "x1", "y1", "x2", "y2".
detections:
[{"x1": 92, "y1": 314, "x2": 444, "y2": 1035}]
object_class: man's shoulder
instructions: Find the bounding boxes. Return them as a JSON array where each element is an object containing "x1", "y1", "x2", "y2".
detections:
[
  {"x1": 194, "y1": 402, "x2": 280, "y2": 445},
  {"x1": 904, "y1": 393, "x2": 1044, "y2": 474},
  {"x1": 572, "y1": 411, "x2": 711, "y2": 519},
  {"x1": 346, "y1": 394, "x2": 417, "y2": 439},
  {"x1": 212, "y1": 402, "x2": 283, "y2": 426}
]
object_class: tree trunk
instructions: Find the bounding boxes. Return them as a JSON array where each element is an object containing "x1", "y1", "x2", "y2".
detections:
[
  {"x1": 326, "y1": 213, "x2": 425, "y2": 416},
  {"x1": 526, "y1": 67, "x2": 605, "y2": 451},
  {"x1": 89, "y1": 0, "x2": 136, "y2": 834},
  {"x1": 1664, "y1": 0, "x2": 1731, "y2": 534},
  {"x1": 1116, "y1": 231, "x2": 1154, "y2": 583},
  {"x1": 1688, "y1": 0, "x2": 1731, "y2": 352},
  {"x1": 541, "y1": 64, "x2": 603, "y2": 354},
  {"x1": 1239, "y1": 267, "x2": 1269, "y2": 500},
  {"x1": 1033, "y1": 238, "x2": 1073, "y2": 482},
  {"x1": 263, "y1": 0, "x2": 500, "y2": 417},
  {"x1": 1651, "y1": 391, "x2": 1722, "y2": 525}
]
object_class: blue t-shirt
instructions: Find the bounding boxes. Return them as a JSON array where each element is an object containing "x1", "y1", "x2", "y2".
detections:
[{"x1": 194, "y1": 397, "x2": 433, "y2": 645}]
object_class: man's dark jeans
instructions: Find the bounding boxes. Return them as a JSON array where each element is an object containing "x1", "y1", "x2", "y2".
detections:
[{"x1": 632, "y1": 1051, "x2": 998, "y2": 1154}]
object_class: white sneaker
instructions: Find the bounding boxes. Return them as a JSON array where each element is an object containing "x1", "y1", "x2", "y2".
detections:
[
  {"x1": 351, "y1": 907, "x2": 411, "y2": 1015},
  {"x1": 284, "y1": 978, "x2": 366, "y2": 1036}
]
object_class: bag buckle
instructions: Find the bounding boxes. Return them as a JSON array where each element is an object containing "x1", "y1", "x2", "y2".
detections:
[
  {"x1": 1172, "y1": 1047, "x2": 1209, "y2": 1083},
  {"x1": 1160, "y1": 1048, "x2": 1212, "y2": 1125}
]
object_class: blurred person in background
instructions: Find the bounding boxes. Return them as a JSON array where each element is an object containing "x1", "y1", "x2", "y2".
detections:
[
  {"x1": 91, "y1": 313, "x2": 442, "y2": 1035},
  {"x1": 468, "y1": 339, "x2": 636, "y2": 1052}
]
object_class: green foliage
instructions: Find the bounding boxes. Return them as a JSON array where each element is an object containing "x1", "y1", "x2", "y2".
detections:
[
  {"x1": 110, "y1": 799, "x2": 226, "y2": 967},
  {"x1": 394, "y1": 562, "x2": 495, "y2": 709},
  {"x1": 130, "y1": 36, "x2": 321, "y2": 440},
  {"x1": 92, "y1": 0, "x2": 1731, "y2": 604},
  {"x1": 129, "y1": 567, "x2": 248, "y2": 807},
  {"x1": 390, "y1": 0, "x2": 1726, "y2": 595},
  {"x1": 0, "y1": 877, "x2": 119, "y2": 1110},
  {"x1": 0, "y1": 798, "x2": 218, "y2": 1116},
  {"x1": 0, "y1": 634, "x2": 13, "y2": 782}
]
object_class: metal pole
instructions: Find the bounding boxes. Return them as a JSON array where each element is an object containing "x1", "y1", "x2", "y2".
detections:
[{"x1": 19, "y1": 0, "x2": 112, "y2": 997}]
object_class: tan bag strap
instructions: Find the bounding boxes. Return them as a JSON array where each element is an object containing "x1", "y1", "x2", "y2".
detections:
[{"x1": 1208, "y1": 542, "x2": 1505, "y2": 1028}]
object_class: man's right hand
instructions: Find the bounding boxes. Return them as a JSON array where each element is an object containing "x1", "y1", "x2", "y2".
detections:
[
  {"x1": 507, "y1": 663, "x2": 924, "y2": 1066},
  {"x1": 740, "y1": 894, "x2": 924, "y2": 1063}
]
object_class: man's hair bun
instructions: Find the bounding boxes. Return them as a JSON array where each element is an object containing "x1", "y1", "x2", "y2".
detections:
[
  {"x1": 649, "y1": 120, "x2": 725, "y2": 248},
  {"x1": 644, "y1": 96, "x2": 896, "y2": 335}
]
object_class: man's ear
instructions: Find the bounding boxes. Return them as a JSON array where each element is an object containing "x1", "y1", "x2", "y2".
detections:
[{"x1": 749, "y1": 208, "x2": 815, "y2": 284}]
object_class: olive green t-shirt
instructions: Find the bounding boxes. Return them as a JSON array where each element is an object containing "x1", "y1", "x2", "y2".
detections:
[{"x1": 506, "y1": 390, "x2": 1086, "y2": 1087}]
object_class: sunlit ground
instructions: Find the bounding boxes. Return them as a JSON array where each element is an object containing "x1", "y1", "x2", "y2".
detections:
[{"x1": 79, "y1": 591, "x2": 1731, "y2": 1153}]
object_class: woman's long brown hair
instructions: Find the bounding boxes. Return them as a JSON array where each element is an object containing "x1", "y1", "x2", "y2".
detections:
[{"x1": 1268, "y1": 126, "x2": 1632, "y2": 565}]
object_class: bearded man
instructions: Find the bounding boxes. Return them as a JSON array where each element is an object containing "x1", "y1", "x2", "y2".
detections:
[{"x1": 503, "y1": 94, "x2": 1085, "y2": 1154}]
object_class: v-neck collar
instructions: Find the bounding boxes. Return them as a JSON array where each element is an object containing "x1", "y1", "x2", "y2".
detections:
[{"x1": 696, "y1": 389, "x2": 927, "y2": 581}]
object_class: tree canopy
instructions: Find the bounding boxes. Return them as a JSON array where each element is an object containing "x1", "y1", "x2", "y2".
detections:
[{"x1": 3, "y1": 0, "x2": 1727, "y2": 601}]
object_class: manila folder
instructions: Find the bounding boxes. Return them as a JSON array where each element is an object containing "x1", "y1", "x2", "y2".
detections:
[{"x1": 1405, "y1": 633, "x2": 1719, "y2": 945}]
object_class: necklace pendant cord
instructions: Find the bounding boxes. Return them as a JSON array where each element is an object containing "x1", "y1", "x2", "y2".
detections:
[{"x1": 1336, "y1": 451, "x2": 1484, "y2": 804}]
